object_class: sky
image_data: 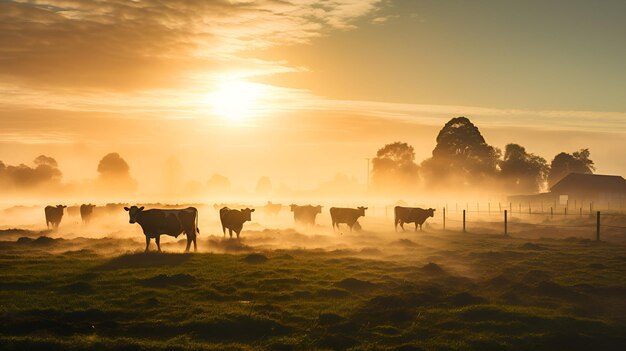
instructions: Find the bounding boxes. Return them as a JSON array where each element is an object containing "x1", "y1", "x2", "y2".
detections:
[{"x1": 0, "y1": 0, "x2": 625, "y2": 197}]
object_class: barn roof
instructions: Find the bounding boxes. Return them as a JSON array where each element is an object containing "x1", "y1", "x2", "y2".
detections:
[{"x1": 550, "y1": 173, "x2": 626, "y2": 194}]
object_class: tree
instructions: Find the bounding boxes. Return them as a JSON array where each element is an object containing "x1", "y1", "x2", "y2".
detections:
[
  {"x1": 547, "y1": 149, "x2": 595, "y2": 187},
  {"x1": 421, "y1": 117, "x2": 500, "y2": 188},
  {"x1": 95, "y1": 152, "x2": 138, "y2": 193},
  {"x1": 256, "y1": 176, "x2": 272, "y2": 195},
  {"x1": 499, "y1": 144, "x2": 548, "y2": 193},
  {"x1": 0, "y1": 155, "x2": 62, "y2": 189},
  {"x1": 371, "y1": 141, "x2": 419, "y2": 192}
]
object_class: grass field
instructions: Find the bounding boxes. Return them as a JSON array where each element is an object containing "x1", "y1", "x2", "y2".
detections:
[{"x1": 1, "y1": 218, "x2": 625, "y2": 350}]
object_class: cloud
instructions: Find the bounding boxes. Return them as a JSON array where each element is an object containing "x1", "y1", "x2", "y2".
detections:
[{"x1": 0, "y1": 0, "x2": 383, "y2": 90}]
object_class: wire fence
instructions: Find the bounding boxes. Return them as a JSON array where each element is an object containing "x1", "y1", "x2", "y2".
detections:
[{"x1": 370, "y1": 202, "x2": 626, "y2": 241}]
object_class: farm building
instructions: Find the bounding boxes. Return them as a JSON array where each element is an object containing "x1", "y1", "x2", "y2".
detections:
[{"x1": 508, "y1": 173, "x2": 626, "y2": 210}]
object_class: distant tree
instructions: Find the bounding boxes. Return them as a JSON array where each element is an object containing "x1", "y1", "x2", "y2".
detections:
[
  {"x1": 96, "y1": 152, "x2": 138, "y2": 193},
  {"x1": 207, "y1": 174, "x2": 230, "y2": 193},
  {"x1": 547, "y1": 149, "x2": 595, "y2": 188},
  {"x1": 0, "y1": 155, "x2": 62, "y2": 189},
  {"x1": 500, "y1": 144, "x2": 549, "y2": 193},
  {"x1": 371, "y1": 141, "x2": 419, "y2": 192},
  {"x1": 256, "y1": 176, "x2": 272, "y2": 195},
  {"x1": 421, "y1": 117, "x2": 500, "y2": 188}
]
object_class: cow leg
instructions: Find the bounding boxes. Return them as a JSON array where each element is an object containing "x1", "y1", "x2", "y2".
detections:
[
  {"x1": 222, "y1": 226, "x2": 226, "y2": 237},
  {"x1": 400, "y1": 222, "x2": 405, "y2": 231},
  {"x1": 415, "y1": 223, "x2": 418, "y2": 232},
  {"x1": 193, "y1": 236, "x2": 197, "y2": 252},
  {"x1": 144, "y1": 236, "x2": 150, "y2": 252},
  {"x1": 228, "y1": 228, "x2": 233, "y2": 238},
  {"x1": 185, "y1": 236, "x2": 191, "y2": 252},
  {"x1": 155, "y1": 235, "x2": 161, "y2": 252}
]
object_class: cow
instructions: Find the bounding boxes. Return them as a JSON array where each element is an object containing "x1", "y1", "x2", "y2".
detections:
[
  {"x1": 124, "y1": 206, "x2": 200, "y2": 252},
  {"x1": 44, "y1": 205, "x2": 66, "y2": 229},
  {"x1": 330, "y1": 207, "x2": 367, "y2": 232},
  {"x1": 262, "y1": 201, "x2": 282, "y2": 217},
  {"x1": 290, "y1": 204, "x2": 322, "y2": 227},
  {"x1": 394, "y1": 206, "x2": 435, "y2": 232},
  {"x1": 80, "y1": 204, "x2": 96, "y2": 223},
  {"x1": 219, "y1": 207, "x2": 254, "y2": 239}
]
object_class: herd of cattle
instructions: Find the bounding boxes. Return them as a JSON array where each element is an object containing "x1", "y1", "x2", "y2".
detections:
[{"x1": 42, "y1": 203, "x2": 436, "y2": 252}]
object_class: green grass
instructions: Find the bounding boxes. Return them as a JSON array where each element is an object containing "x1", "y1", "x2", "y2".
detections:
[{"x1": 0, "y1": 228, "x2": 625, "y2": 350}]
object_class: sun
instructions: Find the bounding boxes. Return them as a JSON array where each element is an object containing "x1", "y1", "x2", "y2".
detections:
[{"x1": 207, "y1": 79, "x2": 264, "y2": 122}]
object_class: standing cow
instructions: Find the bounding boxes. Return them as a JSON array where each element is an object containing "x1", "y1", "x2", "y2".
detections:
[
  {"x1": 394, "y1": 206, "x2": 435, "y2": 231},
  {"x1": 45, "y1": 205, "x2": 66, "y2": 229},
  {"x1": 80, "y1": 204, "x2": 96, "y2": 223},
  {"x1": 330, "y1": 207, "x2": 367, "y2": 232},
  {"x1": 125, "y1": 206, "x2": 200, "y2": 252},
  {"x1": 290, "y1": 204, "x2": 322, "y2": 227},
  {"x1": 220, "y1": 207, "x2": 254, "y2": 239}
]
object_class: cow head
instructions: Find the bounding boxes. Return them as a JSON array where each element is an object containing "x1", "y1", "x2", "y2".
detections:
[
  {"x1": 124, "y1": 205, "x2": 144, "y2": 224},
  {"x1": 289, "y1": 204, "x2": 298, "y2": 212},
  {"x1": 357, "y1": 206, "x2": 368, "y2": 216},
  {"x1": 428, "y1": 208, "x2": 436, "y2": 217},
  {"x1": 57, "y1": 205, "x2": 67, "y2": 209},
  {"x1": 314, "y1": 205, "x2": 322, "y2": 214},
  {"x1": 242, "y1": 208, "x2": 255, "y2": 221}
]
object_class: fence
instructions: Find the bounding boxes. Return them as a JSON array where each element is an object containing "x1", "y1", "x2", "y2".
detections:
[
  {"x1": 374, "y1": 201, "x2": 626, "y2": 241},
  {"x1": 438, "y1": 208, "x2": 626, "y2": 241}
]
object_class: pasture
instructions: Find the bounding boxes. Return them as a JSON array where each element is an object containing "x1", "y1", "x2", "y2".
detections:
[{"x1": 0, "y1": 207, "x2": 625, "y2": 350}]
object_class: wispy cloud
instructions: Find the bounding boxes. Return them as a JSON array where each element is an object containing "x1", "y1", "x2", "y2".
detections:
[{"x1": 0, "y1": 0, "x2": 383, "y2": 90}]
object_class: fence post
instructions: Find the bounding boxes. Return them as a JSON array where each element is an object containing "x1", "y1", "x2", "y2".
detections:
[
  {"x1": 590, "y1": 202, "x2": 592, "y2": 214},
  {"x1": 463, "y1": 210, "x2": 466, "y2": 233},
  {"x1": 596, "y1": 211, "x2": 600, "y2": 241},
  {"x1": 579, "y1": 207, "x2": 582, "y2": 217},
  {"x1": 504, "y1": 210, "x2": 508, "y2": 236},
  {"x1": 565, "y1": 207, "x2": 567, "y2": 216},
  {"x1": 551, "y1": 207, "x2": 553, "y2": 218},
  {"x1": 443, "y1": 207, "x2": 446, "y2": 230},
  {"x1": 528, "y1": 203, "x2": 531, "y2": 214}
]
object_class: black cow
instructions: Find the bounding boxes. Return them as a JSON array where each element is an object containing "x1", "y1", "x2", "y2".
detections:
[
  {"x1": 220, "y1": 207, "x2": 254, "y2": 238},
  {"x1": 394, "y1": 206, "x2": 435, "y2": 231},
  {"x1": 330, "y1": 207, "x2": 367, "y2": 231},
  {"x1": 45, "y1": 205, "x2": 66, "y2": 229},
  {"x1": 80, "y1": 204, "x2": 96, "y2": 223},
  {"x1": 125, "y1": 206, "x2": 200, "y2": 252},
  {"x1": 290, "y1": 204, "x2": 322, "y2": 227}
]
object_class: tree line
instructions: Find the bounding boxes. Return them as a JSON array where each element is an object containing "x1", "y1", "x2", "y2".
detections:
[{"x1": 372, "y1": 117, "x2": 595, "y2": 195}]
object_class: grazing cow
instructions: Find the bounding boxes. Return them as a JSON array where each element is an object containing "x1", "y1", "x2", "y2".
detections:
[
  {"x1": 45, "y1": 205, "x2": 66, "y2": 229},
  {"x1": 262, "y1": 201, "x2": 282, "y2": 217},
  {"x1": 124, "y1": 206, "x2": 200, "y2": 252},
  {"x1": 290, "y1": 204, "x2": 322, "y2": 227},
  {"x1": 80, "y1": 204, "x2": 96, "y2": 223},
  {"x1": 394, "y1": 206, "x2": 435, "y2": 231},
  {"x1": 219, "y1": 207, "x2": 254, "y2": 239},
  {"x1": 330, "y1": 207, "x2": 367, "y2": 232}
]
